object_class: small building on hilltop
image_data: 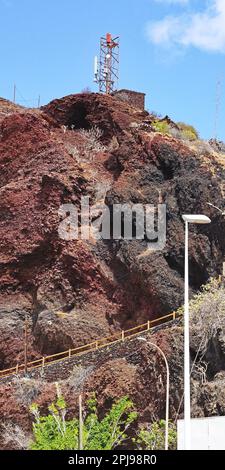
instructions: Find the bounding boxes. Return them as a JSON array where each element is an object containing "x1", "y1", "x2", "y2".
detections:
[{"x1": 112, "y1": 89, "x2": 146, "y2": 111}]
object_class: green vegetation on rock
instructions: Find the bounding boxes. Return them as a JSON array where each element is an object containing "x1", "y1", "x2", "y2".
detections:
[
  {"x1": 177, "y1": 122, "x2": 199, "y2": 141},
  {"x1": 152, "y1": 120, "x2": 170, "y2": 135},
  {"x1": 134, "y1": 420, "x2": 177, "y2": 450},
  {"x1": 29, "y1": 391, "x2": 178, "y2": 450},
  {"x1": 152, "y1": 118, "x2": 199, "y2": 142},
  {"x1": 30, "y1": 393, "x2": 137, "y2": 450}
]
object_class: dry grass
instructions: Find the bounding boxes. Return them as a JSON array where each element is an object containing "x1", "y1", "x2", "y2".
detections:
[
  {"x1": 1, "y1": 422, "x2": 31, "y2": 450},
  {"x1": 177, "y1": 278, "x2": 225, "y2": 356}
]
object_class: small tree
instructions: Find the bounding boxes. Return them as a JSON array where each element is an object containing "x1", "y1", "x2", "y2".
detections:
[
  {"x1": 30, "y1": 397, "x2": 79, "y2": 450},
  {"x1": 29, "y1": 394, "x2": 137, "y2": 450},
  {"x1": 135, "y1": 420, "x2": 177, "y2": 450}
]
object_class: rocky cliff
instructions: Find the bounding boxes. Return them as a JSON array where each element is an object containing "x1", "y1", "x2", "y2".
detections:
[
  {"x1": 0, "y1": 92, "x2": 225, "y2": 448},
  {"x1": 0, "y1": 92, "x2": 225, "y2": 369},
  {"x1": 1, "y1": 279, "x2": 225, "y2": 450}
]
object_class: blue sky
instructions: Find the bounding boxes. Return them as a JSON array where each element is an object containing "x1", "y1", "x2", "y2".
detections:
[{"x1": 0, "y1": 0, "x2": 224, "y2": 140}]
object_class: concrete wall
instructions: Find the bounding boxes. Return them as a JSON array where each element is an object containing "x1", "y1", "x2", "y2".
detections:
[{"x1": 178, "y1": 416, "x2": 225, "y2": 450}]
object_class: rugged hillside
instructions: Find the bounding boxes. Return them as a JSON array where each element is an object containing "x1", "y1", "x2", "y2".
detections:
[
  {"x1": 0, "y1": 92, "x2": 225, "y2": 374},
  {"x1": 1, "y1": 279, "x2": 225, "y2": 450}
]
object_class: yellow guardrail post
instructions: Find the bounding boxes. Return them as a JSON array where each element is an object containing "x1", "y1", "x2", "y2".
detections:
[
  {"x1": 16, "y1": 364, "x2": 19, "y2": 374},
  {"x1": 147, "y1": 321, "x2": 150, "y2": 330},
  {"x1": 173, "y1": 311, "x2": 176, "y2": 320},
  {"x1": 42, "y1": 357, "x2": 45, "y2": 368},
  {"x1": 121, "y1": 331, "x2": 125, "y2": 341},
  {"x1": 95, "y1": 341, "x2": 98, "y2": 350},
  {"x1": 68, "y1": 349, "x2": 71, "y2": 358}
]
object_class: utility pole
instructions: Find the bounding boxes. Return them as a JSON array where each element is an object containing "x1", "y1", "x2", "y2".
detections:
[
  {"x1": 78, "y1": 394, "x2": 83, "y2": 450},
  {"x1": 24, "y1": 314, "x2": 28, "y2": 374},
  {"x1": 13, "y1": 84, "x2": 16, "y2": 104},
  {"x1": 182, "y1": 214, "x2": 211, "y2": 450},
  {"x1": 222, "y1": 261, "x2": 225, "y2": 289},
  {"x1": 38, "y1": 95, "x2": 41, "y2": 108},
  {"x1": 158, "y1": 189, "x2": 163, "y2": 204},
  {"x1": 214, "y1": 79, "x2": 222, "y2": 140}
]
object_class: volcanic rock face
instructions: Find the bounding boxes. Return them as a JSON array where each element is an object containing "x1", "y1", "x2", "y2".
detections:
[
  {"x1": 1, "y1": 314, "x2": 225, "y2": 450},
  {"x1": 0, "y1": 92, "x2": 225, "y2": 371}
]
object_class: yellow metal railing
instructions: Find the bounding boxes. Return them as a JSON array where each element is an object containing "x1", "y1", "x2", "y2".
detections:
[{"x1": 0, "y1": 310, "x2": 181, "y2": 379}]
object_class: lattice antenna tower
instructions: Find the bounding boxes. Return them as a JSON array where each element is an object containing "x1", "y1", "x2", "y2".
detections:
[{"x1": 94, "y1": 33, "x2": 119, "y2": 94}]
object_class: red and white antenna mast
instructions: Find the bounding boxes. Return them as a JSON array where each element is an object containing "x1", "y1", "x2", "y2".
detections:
[{"x1": 94, "y1": 33, "x2": 119, "y2": 94}]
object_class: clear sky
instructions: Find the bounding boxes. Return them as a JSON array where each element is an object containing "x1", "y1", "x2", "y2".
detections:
[{"x1": 0, "y1": 0, "x2": 224, "y2": 140}]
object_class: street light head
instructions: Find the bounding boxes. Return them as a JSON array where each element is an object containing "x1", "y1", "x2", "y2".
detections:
[{"x1": 182, "y1": 214, "x2": 211, "y2": 224}]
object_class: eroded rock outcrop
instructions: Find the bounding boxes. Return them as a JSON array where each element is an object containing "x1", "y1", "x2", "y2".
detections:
[{"x1": 0, "y1": 93, "x2": 225, "y2": 370}]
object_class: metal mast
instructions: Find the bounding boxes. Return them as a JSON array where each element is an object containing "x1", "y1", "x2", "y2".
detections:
[
  {"x1": 214, "y1": 79, "x2": 222, "y2": 140},
  {"x1": 94, "y1": 33, "x2": 119, "y2": 94}
]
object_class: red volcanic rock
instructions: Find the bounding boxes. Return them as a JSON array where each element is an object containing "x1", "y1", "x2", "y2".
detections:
[
  {"x1": 2, "y1": 320, "x2": 225, "y2": 449},
  {"x1": 41, "y1": 92, "x2": 148, "y2": 140},
  {"x1": 0, "y1": 92, "x2": 225, "y2": 370},
  {"x1": 0, "y1": 98, "x2": 25, "y2": 125}
]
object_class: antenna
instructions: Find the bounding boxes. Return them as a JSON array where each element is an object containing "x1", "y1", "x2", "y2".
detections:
[
  {"x1": 94, "y1": 33, "x2": 119, "y2": 94},
  {"x1": 13, "y1": 84, "x2": 16, "y2": 103},
  {"x1": 214, "y1": 78, "x2": 222, "y2": 140}
]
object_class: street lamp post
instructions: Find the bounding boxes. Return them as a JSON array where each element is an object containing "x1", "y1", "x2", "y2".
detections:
[
  {"x1": 182, "y1": 214, "x2": 211, "y2": 450},
  {"x1": 138, "y1": 337, "x2": 170, "y2": 450},
  {"x1": 24, "y1": 314, "x2": 29, "y2": 374}
]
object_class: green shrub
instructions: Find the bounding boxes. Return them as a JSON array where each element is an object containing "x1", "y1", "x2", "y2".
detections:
[
  {"x1": 152, "y1": 120, "x2": 170, "y2": 135},
  {"x1": 29, "y1": 394, "x2": 137, "y2": 450},
  {"x1": 135, "y1": 420, "x2": 177, "y2": 450},
  {"x1": 177, "y1": 122, "x2": 199, "y2": 141}
]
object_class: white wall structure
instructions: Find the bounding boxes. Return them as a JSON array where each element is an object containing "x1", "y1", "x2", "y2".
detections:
[{"x1": 178, "y1": 416, "x2": 225, "y2": 450}]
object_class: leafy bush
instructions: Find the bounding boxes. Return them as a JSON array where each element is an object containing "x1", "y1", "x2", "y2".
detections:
[
  {"x1": 30, "y1": 397, "x2": 78, "y2": 450},
  {"x1": 177, "y1": 122, "x2": 199, "y2": 141},
  {"x1": 151, "y1": 117, "x2": 199, "y2": 142},
  {"x1": 29, "y1": 394, "x2": 137, "y2": 450},
  {"x1": 152, "y1": 120, "x2": 170, "y2": 135},
  {"x1": 135, "y1": 420, "x2": 177, "y2": 450}
]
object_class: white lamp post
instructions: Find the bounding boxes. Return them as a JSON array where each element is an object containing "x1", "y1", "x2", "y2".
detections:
[
  {"x1": 182, "y1": 214, "x2": 211, "y2": 450},
  {"x1": 138, "y1": 337, "x2": 170, "y2": 450}
]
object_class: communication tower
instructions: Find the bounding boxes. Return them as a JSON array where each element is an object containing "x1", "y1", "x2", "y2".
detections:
[{"x1": 94, "y1": 33, "x2": 119, "y2": 94}]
